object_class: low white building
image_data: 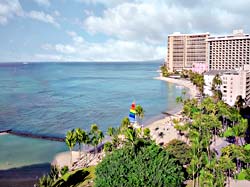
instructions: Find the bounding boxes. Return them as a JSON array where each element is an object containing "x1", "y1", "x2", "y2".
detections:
[
  {"x1": 204, "y1": 66, "x2": 250, "y2": 106},
  {"x1": 204, "y1": 70, "x2": 226, "y2": 96}
]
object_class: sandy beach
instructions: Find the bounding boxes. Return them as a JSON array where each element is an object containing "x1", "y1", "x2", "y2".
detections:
[
  {"x1": 52, "y1": 150, "x2": 104, "y2": 170},
  {"x1": 146, "y1": 76, "x2": 197, "y2": 145},
  {"x1": 154, "y1": 76, "x2": 198, "y2": 98},
  {"x1": 52, "y1": 76, "x2": 197, "y2": 168}
]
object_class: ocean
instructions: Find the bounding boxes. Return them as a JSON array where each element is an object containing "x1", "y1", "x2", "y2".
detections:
[{"x1": 0, "y1": 62, "x2": 186, "y2": 169}]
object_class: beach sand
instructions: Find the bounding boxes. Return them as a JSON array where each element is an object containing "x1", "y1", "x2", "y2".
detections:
[
  {"x1": 53, "y1": 77, "x2": 196, "y2": 167},
  {"x1": 52, "y1": 151, "x2": 103, "y2": 170},
  {"x1": 146, "y1": 77, "x2": 197, "y2": 145},
  {"x1": 154, "y1": 76, "x2": 198, "y2": 98}
]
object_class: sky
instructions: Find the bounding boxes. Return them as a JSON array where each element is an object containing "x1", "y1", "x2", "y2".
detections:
[{"x1": 0, "y1": 0, "x2": 250, "y2": 62}]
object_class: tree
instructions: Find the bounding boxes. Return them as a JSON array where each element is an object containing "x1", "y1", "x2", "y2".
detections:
[
  {"x1": 211, "y1": 74, "x2": 222, "y2": 101},
  {"x1": 135, "y1": 105, "x2": 145, "y2": 126},
  {"x1": 107, "y1": 126, "x2": 120, "y2": 148},
  {"x1": 212, "y1": 74, "x2": 222, "y2": 91},
  {"x1": 165, "y1": 139, "x2": 191, "y2": 165},
  {"x1": 107, "y1": 127, "x2": 116, "y2": 137},
  {"x1": 234, "y1": 95, "x2": 245, "y2": 111},
  {"x1": 218, "y1": 155, "x2": 236, "y2": 186},
  {"x1": 161, "y1": 65, "x2": 171, "y2": 77},
  {"x1": 75, "y1": 128, "x2": 87, "y2": 159},
  {"x1": 89, "y1": 124, "x2": 104, "y2": 155},
  {"x1": 65, "y1": 129, "x2": 76, "y2": 167},
  {"x1": 94, "y1": 142, "x2": 185, "y2": 187},
  {"x1": 97, "y1": 130, "x2": 104, "y2": 145},
  {"x1": 143, "y1": 128, "x2": 151, "y2": 139},
  {"x1": 230, "y1": 118, "x2": 248, "y2": 146},
  {"x1": 120, "y1": 117, "x2": 131, "y2": 132},
  {"x1": 104, "y1": 142, "x2": 113, "y2": 153}
]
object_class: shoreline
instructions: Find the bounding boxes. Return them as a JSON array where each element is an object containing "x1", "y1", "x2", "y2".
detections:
[
  {"x1": 146, "y1": 76, "x2": 198, "y2": 144},
  {"x1": 154, "y1": 76, "x2": 198, "y2": 98},
  {"x1": 52, "y1": 76, "x2": 198, "y2": 167}
]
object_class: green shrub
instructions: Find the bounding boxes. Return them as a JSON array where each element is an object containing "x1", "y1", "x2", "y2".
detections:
[{"x1": 94, "y1": 142, "x2": 185, "y2": 187}]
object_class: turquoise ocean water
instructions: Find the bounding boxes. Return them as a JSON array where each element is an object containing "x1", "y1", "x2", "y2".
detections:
[{"x1": 0, "y1": 62, "x2": 186, "y2": 169}]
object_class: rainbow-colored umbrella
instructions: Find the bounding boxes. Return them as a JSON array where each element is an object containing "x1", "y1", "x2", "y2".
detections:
[{"x1": 129, "y1": 102, "x2": 136, "y2": 123}]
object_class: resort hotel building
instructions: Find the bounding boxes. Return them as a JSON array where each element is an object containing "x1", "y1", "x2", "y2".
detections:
[
  {"x1": 166, "y1": 32, "x2": 210, "y2": 72},
  {"x1": 165, "y1": 29, "x2": 250, "y2": 106},
  {"x1": 207, "y1": 29, "x2": 250, "y2": 70},
  {"x1": 204, "y1": 65, "x2": 250, "y2": 106}
]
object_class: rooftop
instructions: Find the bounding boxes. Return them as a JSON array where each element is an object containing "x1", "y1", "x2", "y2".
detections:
[
  {"x1": 169, "y1": 32, "x2": 210, "y2": 36},
  {"x1": 204, "y1": 70, "x2": 227, "y2": 76},
  {"x1": 207, "y1": 29, "x2": 250, "y2": 41}
]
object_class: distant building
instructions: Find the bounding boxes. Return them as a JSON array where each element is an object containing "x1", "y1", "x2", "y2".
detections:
[
  {"x1": 204, "y1": 70, "x2": 226, "y2": 96},
  {"x1": 204, "y1": 65, "x2": 250, "y2": 106},
  {"x1": 167, "y1": 32, "x2": 210, "y2": 72},
  {"x1": 192, "y1": 63, "x2": 208, "y2": 74},
  {"x1": 207, "y1": 29, "x2": 250, "y2": 70}
]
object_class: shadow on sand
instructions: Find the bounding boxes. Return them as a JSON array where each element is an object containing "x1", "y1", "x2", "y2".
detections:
[{"x1": 0, "y1": 163, "x2": 51, "y2": 187}]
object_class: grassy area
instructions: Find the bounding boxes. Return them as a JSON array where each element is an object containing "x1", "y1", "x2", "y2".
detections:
[{"x1": 78, "y1": 166, "x2": 96, "y2": 187}]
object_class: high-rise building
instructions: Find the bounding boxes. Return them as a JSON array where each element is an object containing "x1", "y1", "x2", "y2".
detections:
[
  {"x1": 207, "y1": 30, "x2": 250, "y2": 70},
  {"x1": 166, "y1": 32, "x2": 210, "y2": 72}
]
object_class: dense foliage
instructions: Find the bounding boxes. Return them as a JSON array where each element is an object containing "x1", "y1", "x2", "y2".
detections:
[
  {"x1": 165, "y1": 139, "x2": 191, "y2": 165},
  {"x1": 160, "y1": 65, "x2": 171, "y2": 77},
  {"x1": 176, "y1": 95, "x2": 250, "y2": 186},
  {"x1": 94, "y1": 140, "x2": 185, "y2": 187}
]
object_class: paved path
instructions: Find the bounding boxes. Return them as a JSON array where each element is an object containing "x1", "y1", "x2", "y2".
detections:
[{"x1": 211, "y1": 137, "x2": 230, "y2": 157}]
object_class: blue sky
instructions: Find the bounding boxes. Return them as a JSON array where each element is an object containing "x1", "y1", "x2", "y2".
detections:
[{"x1": 0, "y1": 0, "x2": 250, "y2": 62}]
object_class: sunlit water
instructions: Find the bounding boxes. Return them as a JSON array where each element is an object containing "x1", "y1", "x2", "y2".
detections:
[{"x1": 0, "y1": 62, "x2": 186, "y2": 169}]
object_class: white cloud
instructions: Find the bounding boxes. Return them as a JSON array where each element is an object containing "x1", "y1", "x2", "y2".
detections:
[
  {"x1": 28, "y1": 10, "x2": 59, "y2": 27},
  {"x1": 34, "y1": 54, "x2": 63, "y2": 61},
  {"x1": 83, "y1": 0, "x2": 250, "y2": 45},
  {"x1": 0, "y1": 0, "x2": 59, "y2": 27},
  {"x1": 67, "y1": 31, "x2": 84, "y2": 44},
  {"x1": 77, "y1": 0, "x2": 133, "y2": 7},
  {"x1": 42, "y1": 31, "x2": 165, "y2": 61},
  {"x1": 0, "y1": 0, "x2": 23, "y2": 25},
  {"x1": 34, "y1": 0, "x2": 50, "y2": 7}
]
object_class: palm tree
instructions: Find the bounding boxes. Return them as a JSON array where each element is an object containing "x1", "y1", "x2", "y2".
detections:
[
  {"x1": 135, "y1": 105, "x2": 145, "y2": 127},
  {"x1": 218, "y1": 155, "x2": 236, "y2": 186},
  {"x1": 211, "y1": 74, "x2": 222, "y2": 101},
  {"x1": 120, "y1": 117, "x2": 130, "y2": 133},
  {"x1": 83, "y1": 133, "x2": 91, "y2": 166},
  {"x1": 234, "y1": 95, "x2": 245, "y2": 111},
  {"x1": 90, "y1": 124, "x2": 99, "y2": 134},
  {"x1": 124, "y1": 127, "x2": 138, "y2": 146},
  {"x1": 75, "y1": 128, "x2": 87, "y2": 159},
  {"x1": 232, "y1": 118, "x2": 248, "y2": 146},
  {"x1": 107, "y1": 126, "x2": 120, "y2": 148},
  {"x1": 229, "y1": 108, "x2": 241, "y2": 126},
  {"x1": 217, "y1": 100, "x2": 231, "y2": 129},
  {"x1": 176, "y1": 96, "x2": 183, "y2": 104},
  {"x1": 90, "y1": 124, "x2": 104, "y2": 155},
  {"x1": 97, "y1": 130, "x2": 104, "y2": 145},
  {"x1": 212, "y1": 74, "x2": 222, "y2": 91},
  {"x1": 65, "y1": 129, "x2": 76, "y2": 167},
  {"x1": 107, "y1": 127, "x2": 115, "y2": 137}
]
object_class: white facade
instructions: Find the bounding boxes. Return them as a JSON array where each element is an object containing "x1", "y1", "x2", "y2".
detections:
[
  {"x1": 204, "y1": 67, "x2": 250, "y2": 106},
  {"x1": 207, "y1": 30, "x2": 250, "y2": 70},
  {"x1": 204, "y1": 74, "x2": 216, "y2": 96}
]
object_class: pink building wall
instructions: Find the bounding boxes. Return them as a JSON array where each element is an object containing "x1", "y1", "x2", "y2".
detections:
[{"x1": 192, "y1": 63, "x2": 208, "y2": 74}]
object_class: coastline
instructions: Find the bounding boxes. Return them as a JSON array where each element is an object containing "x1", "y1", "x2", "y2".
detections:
[
  {"x1": 154, "y1": 76, "x2": 198, "y2": 98},
  {"x1": 52, "y1": 76, "x2": 198, "y2": 167},
  {"x1": 146, "y1": 76, "x2": 198, "y2": 144}
]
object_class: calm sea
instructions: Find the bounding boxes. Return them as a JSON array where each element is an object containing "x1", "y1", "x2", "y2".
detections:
[{"x1": 0, "y1": 62, "x2": 185, "y2": 169}]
